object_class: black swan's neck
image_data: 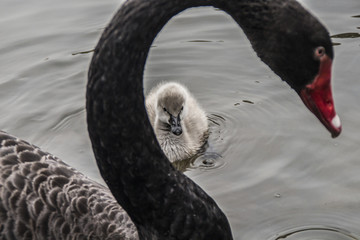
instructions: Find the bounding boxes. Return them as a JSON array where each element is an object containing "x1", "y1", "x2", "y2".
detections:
[
  {"x1": 87, "y1": 0, "x2": 233, "y2": 239},
  {"x1": 87, "y1": 0, "x2": 330, "y2": 239}
]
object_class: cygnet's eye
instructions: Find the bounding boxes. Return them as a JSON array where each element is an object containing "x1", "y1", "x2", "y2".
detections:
[
  {"x1": 314, "y1": 46, "x2": 325, "y2": 59},
  {"x1": 163, "y1": 107, "x2": 167, "y2": 112},
  {"x1": 181, "y1": 106, "x2": 184, "y2": 111}
]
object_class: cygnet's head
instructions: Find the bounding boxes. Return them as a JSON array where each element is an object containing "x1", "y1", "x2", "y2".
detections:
[{"x1": 156, "y1": 84, "x2": 187, "y2": 136}]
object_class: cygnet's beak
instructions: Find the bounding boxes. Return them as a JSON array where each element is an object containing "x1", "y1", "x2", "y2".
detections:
[{"x1": 170, "y1": 115, "x2": 182, "y2": 136}]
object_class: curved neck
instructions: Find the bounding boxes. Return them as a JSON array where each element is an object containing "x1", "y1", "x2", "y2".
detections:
[
  {"x1": 87, "y1": 0, "x2": 304, "y2": 238},
  {"x1": 87, "y1": 0, "x2": 232, "y2": 239}
]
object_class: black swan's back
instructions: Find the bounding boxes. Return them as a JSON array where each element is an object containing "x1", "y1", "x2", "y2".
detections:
[{"x1": 0, "y1": 131, "x2": 138, "y2": 239}]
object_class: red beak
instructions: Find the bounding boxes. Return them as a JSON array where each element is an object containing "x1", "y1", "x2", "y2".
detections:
[{"x1": 299, "y1": 54, "x2": 341, "y2": 138}]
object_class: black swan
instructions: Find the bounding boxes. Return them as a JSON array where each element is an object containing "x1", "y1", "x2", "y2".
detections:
[
  {"x1": 145, "y1": 82, "x2": 208, "y2": 163},
  {"x1": 0, "y1": 0, "x2": 341, "y2": 239}
]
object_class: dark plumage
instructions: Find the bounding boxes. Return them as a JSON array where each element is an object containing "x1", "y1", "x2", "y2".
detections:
[
  {"x1": 1, "y1": 0, "x2": 340, "y2": 239},
  {"x1": 0, "y1": 131, "x2": 137, "y2": 239}
]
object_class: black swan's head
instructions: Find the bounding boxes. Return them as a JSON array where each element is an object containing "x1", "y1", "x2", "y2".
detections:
[{"x1": 224, "y1": 0, "x2": 341, "y2": 137}]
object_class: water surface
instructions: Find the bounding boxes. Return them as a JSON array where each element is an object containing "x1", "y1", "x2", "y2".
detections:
[{"x1": 0, "y1": 0, "x2": 359, "y2": 239}]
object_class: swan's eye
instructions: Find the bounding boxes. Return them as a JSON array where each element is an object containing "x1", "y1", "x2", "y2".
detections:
[
  {"x1": 314, "y1": 46, "x2": 325, "y2": 59},
  {"x1": 163, "y1": 107, "x2": 167, "y2": 112}
]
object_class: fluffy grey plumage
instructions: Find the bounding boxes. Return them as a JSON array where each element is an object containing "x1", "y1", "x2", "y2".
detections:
[{"x1": 146, "y1": 82, "x2": 208, "y2": 162}]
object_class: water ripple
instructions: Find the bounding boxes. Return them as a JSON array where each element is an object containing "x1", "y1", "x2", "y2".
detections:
[
  {"x1": 191, "y1": 152, "x2": 225, "y2": 170},
  {"x1": 239, "y1": 211, "x2": 360, "y2": 240},
  {"x1": 178, "y1": 113, "x2": 227, "y2": 172},
  {"x1": 272, "y1": 226, "x2": 360, "y2": 240}
]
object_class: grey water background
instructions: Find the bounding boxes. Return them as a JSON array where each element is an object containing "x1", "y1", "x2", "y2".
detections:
[{"x1": 0, "y1": 0, "x2": 359, "y2": 239}]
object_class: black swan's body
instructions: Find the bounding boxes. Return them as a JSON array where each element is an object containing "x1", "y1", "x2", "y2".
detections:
[{"x1": 0, "y1": 0, "x2": 341, "y2": 239}]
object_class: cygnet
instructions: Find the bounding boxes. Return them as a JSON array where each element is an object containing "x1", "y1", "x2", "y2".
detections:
[{"x1": 146, "y1": 82, "x2": 208, "y2": 162}]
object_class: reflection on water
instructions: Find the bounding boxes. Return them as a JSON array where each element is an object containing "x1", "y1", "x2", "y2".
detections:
[
  {"x1": 0, "y1": 0, "x2": 360, "y2": 239},
  {"x1": 331, "y1": 33, "x2": 360, "y2": 38},
  {"x1": 71, "y1": 49, "x2": 95, "y2": 56}
]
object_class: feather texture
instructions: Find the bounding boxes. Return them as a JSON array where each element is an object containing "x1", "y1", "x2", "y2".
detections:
[
  {"x1": 0, "y1": 131, "x2": 138, "y2": 239},
  {"x1": 146, "y1": 82, "x2": 208, "y2": 162}
]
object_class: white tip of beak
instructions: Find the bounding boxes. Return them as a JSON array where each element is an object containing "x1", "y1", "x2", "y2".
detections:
[{"x1": 331, "y1": 114, "x2": 341, "y2": 129}]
